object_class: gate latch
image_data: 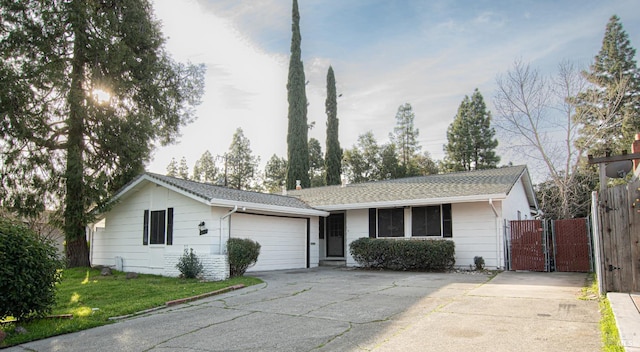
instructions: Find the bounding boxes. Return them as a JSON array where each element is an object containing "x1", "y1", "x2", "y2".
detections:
[{"x1": 608, "y1": 264, "x2": 621, "y2": 272}]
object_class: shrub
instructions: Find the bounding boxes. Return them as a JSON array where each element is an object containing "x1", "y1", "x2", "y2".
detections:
[
  {"x1": 349, "y1": 237, "x2": 455, "y2": 271},
  {"x1": 227, "y1": 238, "x2": 261, "y2": 277},
  {"x1": 0, "y1": 217, "x2": 62, "y2": 321},
  {"x1": 176, "y1": 248, "x2": 204, "y2": 279},
  {"x1": 474, "y1": 256, "x2": 485, "y2": 271}
]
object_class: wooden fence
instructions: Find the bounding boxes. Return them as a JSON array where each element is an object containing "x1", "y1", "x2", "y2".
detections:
[{"x1": 592, "y1": 179, "x2": 640, "y2": 293}]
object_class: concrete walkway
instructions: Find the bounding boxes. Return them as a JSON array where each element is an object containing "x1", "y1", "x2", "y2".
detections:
[
  {"x1": 609, "y1": 292, "x2": 640, "y2": 352},
  {"x1": 6, "y1": 268, "x2": 600, "y2": 352}
]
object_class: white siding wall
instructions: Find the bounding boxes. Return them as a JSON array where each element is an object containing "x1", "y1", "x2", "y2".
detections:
[
  {"x1": 92, "y1": 183, "x2": 229, "y2": 280},
  {"x1": 450, "y1": 202, "x2": 502, "y2": 269},
  {"x1": 345, "y1": 208, "x2": 369, "y2": 266},
  {"x1": 502, "y1": 178, "x2": 532, "y2": 221},
  {"x1": 341, "y1": 201, "x2": 509, "y2": 270},
  {"x1": 309, "y1": 216, "x2": 320, "y2": 268}
]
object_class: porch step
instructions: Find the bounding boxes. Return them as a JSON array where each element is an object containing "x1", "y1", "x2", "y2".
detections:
[{"x1": 319, "y1": 259, "x2": 346, "y2": 267}]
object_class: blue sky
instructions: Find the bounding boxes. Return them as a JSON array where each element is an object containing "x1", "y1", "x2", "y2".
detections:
[{"x1": 148, "y1": 0, "x2": 640, "y2": 182}]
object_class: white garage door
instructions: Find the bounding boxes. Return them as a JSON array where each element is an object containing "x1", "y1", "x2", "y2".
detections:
[{"x1": 230, "y1": 213, "x2": 307, "y2": 272}]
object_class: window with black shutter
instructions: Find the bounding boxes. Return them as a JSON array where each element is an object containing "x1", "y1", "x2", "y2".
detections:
[
  {"x1": 143, "y1": 210, "x2": 149, "y2": 245},
  {"x1": 166, "y1": 208, "x2": 174, "y2": 245}
]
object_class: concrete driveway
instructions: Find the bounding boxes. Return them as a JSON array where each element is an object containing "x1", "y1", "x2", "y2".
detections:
[{"x1": 7, "y1": 268, "x2": 600, "y2": 352}]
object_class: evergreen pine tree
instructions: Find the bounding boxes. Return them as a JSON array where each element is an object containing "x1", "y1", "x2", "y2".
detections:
[
  {"x1": 324, "y1": 66, "x2": 342, "y2": 185},
  {"x1": 178, "y1": 157, "x2": 190, "y2": 180},
  {"x1": 263, "y1": 154, "x2": 288, "y2": 193},
  {"x1": 227, "y1": 128, "x2": 260, "y2": 191},
  {"x1": 389, "y1": 103, "x2": 421, "y2": 176},
  {"x1": 575, "y1": 15, "x2": 640, "y2": 156},
  {"x1": 308, "y1": 138, "x2": 325, "y2": 187},
  {"x1": 166, "y1": 158, "x2": 178, "y2": 177},
  {"x1": 192, "y1": 150, "x2": 219, "y2": 183},
  {"x1": 0, "y1": 0, "x2": 204, "y2": 267},
  {"x1": 285, "y1": 0, "x2": 310, "y2": 189},
  {"x1": 444, "y1": 89, "x2": 499, "y2": 171}
]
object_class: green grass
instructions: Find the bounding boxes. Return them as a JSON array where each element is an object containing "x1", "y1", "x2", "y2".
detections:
[
  {"x1": 600, "y1": 297, "x2": 624, "y2": 352},
  {"x1": 0, "y1": 268, "x2": 262, "y2": 347},
  {"x1": 578, "y1": 273, "x2": 624, "y2": 351}
]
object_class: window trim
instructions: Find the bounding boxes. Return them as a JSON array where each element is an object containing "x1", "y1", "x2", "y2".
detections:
[{"x1": 143, "y1": 208, "x2": 174, "y2": 246}]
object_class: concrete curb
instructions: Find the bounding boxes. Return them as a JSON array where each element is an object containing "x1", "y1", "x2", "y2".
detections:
[
  {"x1": 608, "y1": 292, "x2": 640, "y2": 351},
  {"x1": 109, "y1": 284, "x2": 245, "y2": 321},
  {"x1": 165, "y1": 284, "x2": 245, "y2": 306}
]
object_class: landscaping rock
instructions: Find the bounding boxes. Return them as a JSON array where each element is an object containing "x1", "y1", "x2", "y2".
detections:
[
  {"x1": 125, "y1": 272, "x2": 138, "y2": 279},
  {"x1": 15, "y1": 326, "x2": 27, "y2": 334},
  {"x1": 101, "y1": 267, "x2": 112, "y2": 276}
]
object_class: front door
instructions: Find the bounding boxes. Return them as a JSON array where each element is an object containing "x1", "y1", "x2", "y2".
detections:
[{"x1": 326, "y1": 213, "x2": 345, "y2": 257}]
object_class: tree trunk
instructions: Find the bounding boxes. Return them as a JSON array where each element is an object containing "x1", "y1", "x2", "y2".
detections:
[
  {"x1": 66, "y1": 235, "x2": 90, "y2": 267},
  {"x1": 64, "y1": 0, "x2": 90, "y2": 268}
]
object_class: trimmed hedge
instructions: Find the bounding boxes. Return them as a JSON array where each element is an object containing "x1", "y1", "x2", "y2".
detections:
[
  {"x1": 349, "y1": 237, "x2": 455, "y2": 271},
  {"x1": 227, "y1": 238, "x2": 261, "y2": 277}
]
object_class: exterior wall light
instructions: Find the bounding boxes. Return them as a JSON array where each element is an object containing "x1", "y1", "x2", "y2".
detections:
[{"x1": 198, "y1": 221, "x2": 208, "y2": 235}]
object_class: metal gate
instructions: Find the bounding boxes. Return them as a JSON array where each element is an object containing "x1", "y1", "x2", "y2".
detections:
[
  {"x1": 506, "y1": 218, "x2": 591, "y2": 272},
  {"x1": 552, "y1": 218, "x2": 592, "y2": 272},
  {"x1": 509, "y1": 220, "x2": 548, "y2": 271}
]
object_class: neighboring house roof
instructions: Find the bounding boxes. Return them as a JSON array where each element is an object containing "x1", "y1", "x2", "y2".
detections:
[
  {"x1": 288, "y1": 165, "x2": 538, "y2": 211},
  {"x1": 105, "y1": 173, "x2": 328, "y2": 217}
]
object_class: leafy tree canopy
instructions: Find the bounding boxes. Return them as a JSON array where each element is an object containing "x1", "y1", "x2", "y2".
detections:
[{"x1": 0, "y1": 0, "x2": 205, "y2": 266}]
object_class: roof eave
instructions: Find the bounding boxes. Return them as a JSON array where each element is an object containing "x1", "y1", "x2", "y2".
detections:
[
  {"x1": 207, "y1": 199, "x2": 329, "y2": 217},
  {"x1": 313, "y1": 193, "x2": 509, "y2": 211}
]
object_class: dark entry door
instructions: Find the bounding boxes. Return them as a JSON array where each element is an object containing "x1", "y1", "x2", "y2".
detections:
[{"x1": 326, "y1": 213, "x2": 345, "y2": 257}]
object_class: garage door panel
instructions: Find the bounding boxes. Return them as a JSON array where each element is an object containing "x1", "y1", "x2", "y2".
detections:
[{"x1": 231, "y1": 214, "x2": 306, "y2": 271}]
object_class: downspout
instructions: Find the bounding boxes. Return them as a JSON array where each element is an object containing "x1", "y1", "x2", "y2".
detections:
[
  {"x1": 219, "y1": 206, "x2": 239, "y2": 254},
  {"x1": 489, "y1": 199, "x2": 501, "y2": 269}
]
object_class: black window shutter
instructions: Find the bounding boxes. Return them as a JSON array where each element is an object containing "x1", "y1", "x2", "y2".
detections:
[
  {"x1": 319, "y1": 217, "x2": 325, "y2": 239},
  {"x1": 143, "y1": 209, "x2": 149, "y2": 245},
  {"x1": 167, "y1": 208, "x2": 174, "y2": 245},
  {"x1": 368, "y1": 208, "x2": 377, "y2": 238}
]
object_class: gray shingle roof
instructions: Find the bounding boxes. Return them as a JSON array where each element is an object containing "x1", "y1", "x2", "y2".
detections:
[
  {"x1": 145, "y1": 173, "x2": 317, "y2": 211},
  {"x1": 288, "y1": 165, "x2": 531, "y2": 208}
]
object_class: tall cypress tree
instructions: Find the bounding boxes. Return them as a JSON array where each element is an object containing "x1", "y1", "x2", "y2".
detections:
[
  {"x1": 575, "y1": 15, "x2": 640, "y2": 156},
  {"x1": 324, "y1": 66, "x2": 342, "y2": 185},
  {"x1": 285, "y1": 0, "x2": 310, "y2": 189},
  {"x1": 444, "y1": 89, "x2": 499, "y2": 171}
]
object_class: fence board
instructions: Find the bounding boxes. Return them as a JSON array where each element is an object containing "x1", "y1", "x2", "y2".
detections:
[{"x1": 597, "y1": 181, "x2": 640, "y2": 292}]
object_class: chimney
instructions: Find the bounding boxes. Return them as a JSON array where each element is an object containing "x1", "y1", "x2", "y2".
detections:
[
  {"x1": 634, "y1": 133, "x2": 640, "y2": 171},
  {"x1": 295, "y1": 180, "x2": 302, "y2": 190}
]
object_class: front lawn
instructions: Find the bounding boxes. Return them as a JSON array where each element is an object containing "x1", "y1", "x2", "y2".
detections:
[{"x1": 0, "y1": 268, "x2": 262, "y2": 347}]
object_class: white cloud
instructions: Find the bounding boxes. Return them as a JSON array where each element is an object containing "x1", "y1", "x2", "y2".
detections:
[{"x1": 149, "y1": 0, "x2": 290, "y2": 172}]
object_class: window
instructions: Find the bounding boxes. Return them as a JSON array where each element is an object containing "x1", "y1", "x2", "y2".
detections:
[
  {"x1": 412, "y1": 204, "x2": 452, "y2": 237},
  {"x1": 143, "y1": 208, "x2": 174, "y2": 245},
  {"x1": 377, "y1": 208, "x2": 404, "y2": 237},
  {"x1": 150, "y1": 210, "x2": 166, "y2": 244}
]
